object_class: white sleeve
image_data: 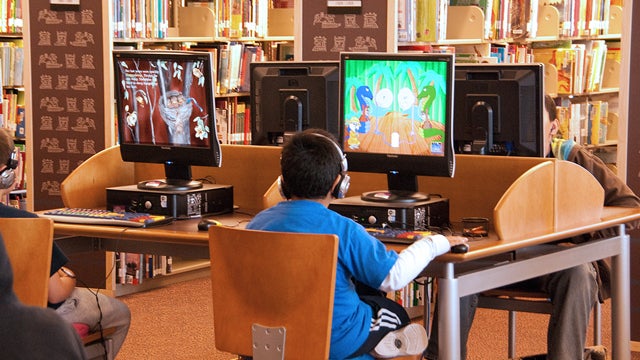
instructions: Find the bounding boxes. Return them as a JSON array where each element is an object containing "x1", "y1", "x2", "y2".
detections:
[{"x1": 379, "y1": 234, "x2": 450, "y2": 292}]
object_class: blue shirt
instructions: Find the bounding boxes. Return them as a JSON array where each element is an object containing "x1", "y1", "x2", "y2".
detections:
[{"x1": 247, "y1": 200, "x2": 398, "y2": 359}]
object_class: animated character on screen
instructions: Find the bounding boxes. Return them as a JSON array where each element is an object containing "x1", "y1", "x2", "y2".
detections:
[
  {"x1": 417, "y1": 83, "x2": 445, "y2": 142},
  {"x1": 345, "y1": 117, "x2": 361, "y2": 149},
  {"x1": 118, "y1": 59, "x2": 211, "y2": 146},
  {"x1": 343, "y1": 61, "x2": 447, "y2": 155}
]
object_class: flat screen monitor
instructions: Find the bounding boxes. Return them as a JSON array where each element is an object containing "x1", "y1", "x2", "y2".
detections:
[
  {"x1": 453, "y1": 63, "x2": 545, "y2": 157},
  {"x1": 250, "y1": 61, "x2": 339, "y2": 145},
  {"x1": 113, "y1": 50, "x2": 221, "y2": 191},
  {"x1": 339, "y1": 52, "x2": 455, "y2": 203}
]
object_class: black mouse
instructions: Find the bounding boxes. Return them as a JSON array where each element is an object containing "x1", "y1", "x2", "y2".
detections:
[
  {"x1": 197, "y1": 218, "x2": 222, "y2": 231},
  {"x1": 450, "y1": 243, "x2": 469, "y2": 254}
]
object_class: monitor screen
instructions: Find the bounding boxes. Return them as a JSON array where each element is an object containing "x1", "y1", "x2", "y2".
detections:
[
  {"x1": 250, "y1": 61, "x2": 339, "y2": 145},
  {"x1": 339, "y1": 52, "x2": 455, "y2": 203},
  {"x1": 453, "y1": 63, "x2": 545, "y2": 157},
  {"x1": 113, "y1": 50, "x2": 221, "y2": 191}
]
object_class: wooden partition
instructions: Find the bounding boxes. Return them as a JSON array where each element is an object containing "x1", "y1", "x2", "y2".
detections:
[
  {"x1": 63, "y1": 146, "x2": 603, "y2": 238},
  {"x1": 348, "y1": 155, "x2": 552, "y2": 224}
]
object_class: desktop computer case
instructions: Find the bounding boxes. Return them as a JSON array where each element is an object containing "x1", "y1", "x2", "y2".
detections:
[
  {"x1": 329, "y1": 196, "x2": 450, "y2": 230},
  {"x1": 106, "y1": 184, "x2": 233, "y2": 219}
]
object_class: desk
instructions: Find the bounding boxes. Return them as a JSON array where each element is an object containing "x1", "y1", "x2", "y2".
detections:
[{"x1": 50, "y1": 206, "x2": 639, "y2": 360}]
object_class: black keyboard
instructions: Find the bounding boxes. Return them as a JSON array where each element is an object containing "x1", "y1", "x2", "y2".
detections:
[
  {"x1": 365, "y1": 228, "x2": 436, "y2": 244},
  {"x1": 42, "y1": 208, "x2": 173, "y2": 228}
]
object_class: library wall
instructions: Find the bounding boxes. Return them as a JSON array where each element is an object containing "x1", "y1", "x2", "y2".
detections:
[
  {"x1": 26, "y1": 1, "x2": 108, "y2": 211},
  {"x1": 624, "y1": 1, "x2": 640, "y2": 344}
]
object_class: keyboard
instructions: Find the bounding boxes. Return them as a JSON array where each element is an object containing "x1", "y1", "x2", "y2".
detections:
[
  {"x1": 42, "y1": 208, "x2": 174, "y2": 228},
  {"x1": 365, "y1": 228, "x2": 436, "y2": 244}
]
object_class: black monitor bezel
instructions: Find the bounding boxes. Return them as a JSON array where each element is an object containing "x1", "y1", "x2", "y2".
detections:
[
  {"x1": 112, "y1": 50, "x2": 221, "y2": 190},
  {"x1": 338, "y1": 52, "x2": 456, "y2": 179}
]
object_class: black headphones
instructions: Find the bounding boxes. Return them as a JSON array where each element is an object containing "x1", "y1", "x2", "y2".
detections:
[
  {"x1": 279, "y1": 133, "x2": 350, "y2": 199},
  {"x1": 0, "y1": 147, "x2": 18, "y2": 190}
]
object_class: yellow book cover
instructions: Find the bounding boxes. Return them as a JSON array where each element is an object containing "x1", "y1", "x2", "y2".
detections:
[
  {"x1": 588, "y1": 100, "x2": 601, "y2": 145},
  {"x1": 532, "y1": 47, "x2": 576, "y2": 94},
  {"x1": 229, "y1": 0, "x2": 243, "y2": 38},
  {"x1": 415, "y1": 0, "x2": 437, "y2": 42}
]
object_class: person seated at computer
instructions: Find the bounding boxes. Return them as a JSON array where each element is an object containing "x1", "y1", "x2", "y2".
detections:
[
  {"x1": 246, "y1": 129, "x2": 467, "y2": 359},
  {"x1": 0, "y1": 128, "x2": 131, "y2": 357},
  {"x1": 424, "y1": 95, "x2": 640, "y2": 360},
  {"x1": 0, "y1": 232, "x2": 88, "y2": 359}
]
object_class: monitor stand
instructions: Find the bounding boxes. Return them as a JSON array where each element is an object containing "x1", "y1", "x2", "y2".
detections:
[{"x1": 360, "y1": 171, "x2": 430, "y2": 203}]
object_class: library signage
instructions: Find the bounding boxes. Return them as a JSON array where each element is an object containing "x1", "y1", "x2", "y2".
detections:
[
  {"x1": 27, "y1": 0, "x2": 106, "y2": 210},
  {"x1": 300, "y1": 0, "x2": 393, "y2": 61}
]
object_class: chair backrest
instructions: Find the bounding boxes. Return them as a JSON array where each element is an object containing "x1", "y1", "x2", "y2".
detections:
[
  {"x1": 208, "y1": 226, "x2": 338, "y2": 359},
  {"x1": 0, "y1": 217, "x2": 54, "y2": 307}
]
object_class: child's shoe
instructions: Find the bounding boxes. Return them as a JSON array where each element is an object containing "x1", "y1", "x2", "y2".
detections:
[{"x1": 371, "y1": 323, "x2": 428, "y2": 358}]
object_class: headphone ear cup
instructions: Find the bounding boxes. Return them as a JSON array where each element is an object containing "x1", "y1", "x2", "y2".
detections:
[
  {"x1": 277, "y1": 175, "x2": 291, "y2": 199},
  {"x1": 332, "y1": 173, "x2": 350, "y2": 199},
  {"x1": 0, "y1": 169, "x2": 15, "y2": 190}
]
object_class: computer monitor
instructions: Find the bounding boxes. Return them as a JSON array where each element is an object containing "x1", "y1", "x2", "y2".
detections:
[
  {"x1": 339, "y1": 52, "x2": 455, "y2": 203},
  {"x1": 250, "y1": 61, "x2": 339, "y2": 145},
  {"x1": 453, "y1": 63, "x2": 545, "y2": 157},
  {"x1": 113, "y1": 50, "x2": 221, "y2": 191}
]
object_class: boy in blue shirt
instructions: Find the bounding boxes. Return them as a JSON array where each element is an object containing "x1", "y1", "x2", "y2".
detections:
[{"x1": 247, "y1": 129, "x2": 467, "y2": 359}]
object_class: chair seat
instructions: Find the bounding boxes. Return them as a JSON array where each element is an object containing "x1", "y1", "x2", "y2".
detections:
[{"x1": 478, "y1": 288, "x2": 601, "y2": 359}]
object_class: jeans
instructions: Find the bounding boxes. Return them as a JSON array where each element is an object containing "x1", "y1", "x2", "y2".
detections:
[{"x1": 55, "y1": 287, "x2": 131, "y2": 357}]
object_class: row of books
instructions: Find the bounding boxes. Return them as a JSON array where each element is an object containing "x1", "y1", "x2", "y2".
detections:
[
  {"x1": 215, "y1": 98, "x2": 251, "y2": 145},
  {"x1": 556, "y1": 98, "x2": 613, "y2": 146},
  {"x1": 398, "y1": 0, "x2": 617, "y2": 43},
  {"x1": 185, "y1": 0, "x2": 271, "y2": 38},
  {"x1": 398, "y1": 0, "x2": 447, "y2": 43},
  {"x1": 388, "y1": 277, "x2": 430, "y2": 308},
  {"x1": 0, "y1": 41, "x2": 24, "y2": 87},
  {"x1": 532, "y1": 39, "x2": 615, "y2": 95},
  {"x1": 0, "y1": 0, "x2": 22, "y2": 34},
  {"x1": 1, "y1": 88, "x2": 25, "y2": 139},
  {"x1": 189, "y1": 41, "x2": 291, "y2": 95},
  {"x1": 112, "y1": 0, "x2": 171, "y2": 39},
  {"x1": 115, "y1": 252, "x2": 173, "y2": 285}
]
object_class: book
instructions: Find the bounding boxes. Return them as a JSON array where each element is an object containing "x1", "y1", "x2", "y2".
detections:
[
  {"x1": 532, "y1": 46, "x2": 578, "y2": 94},
  {"x1": 415, "y1": 0, "x2": 438, "y2": 42}
]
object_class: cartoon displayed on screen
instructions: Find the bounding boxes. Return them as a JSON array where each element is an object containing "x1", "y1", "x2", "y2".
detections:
[
  {"x1": 115, "y1": 58, "x2": 211, "y2": 147},
  {"x1": 342, "y1": 59, "x2": 448, "y2": 156}
]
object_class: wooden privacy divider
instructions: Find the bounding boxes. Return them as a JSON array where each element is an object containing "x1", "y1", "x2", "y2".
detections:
[{"x1": 494, "y1": 160, "x2": 604, "y2": 240}]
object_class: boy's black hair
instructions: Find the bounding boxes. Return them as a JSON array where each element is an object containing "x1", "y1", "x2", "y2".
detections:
[
  {"x1": 280, "y1": 129, "x2": 343, "y2": 199},
  {"x1": 545, "y1": 95, "x2": 557, "y2": 122}
]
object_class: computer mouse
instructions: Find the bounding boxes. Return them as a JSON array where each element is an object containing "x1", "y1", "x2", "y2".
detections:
[
  {"x1": 450, "y1": 243, "x2": 469, "y2": 254},
  {"x1": 197, "y1": 218, "x2": 222, "y2": 231}
]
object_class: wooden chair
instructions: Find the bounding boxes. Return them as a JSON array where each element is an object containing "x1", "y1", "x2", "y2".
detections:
[
  {"x1": 0, "y1": 217, "x2": 53, "y2": 307},
  {"x1": 208, "y1": 226, "x2": 338, "y2": 360},
  {"x1": 477, "y1": 289, "x2": 601, "y2": 359}
]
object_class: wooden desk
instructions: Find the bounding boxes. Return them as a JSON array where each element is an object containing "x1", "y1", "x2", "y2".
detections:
[
  {"x1": 50, "y1": 206, "x2": 639, "y2": 360},
  {"x1": 55, "y1": 146, "x2": 639, "y2": 359}
]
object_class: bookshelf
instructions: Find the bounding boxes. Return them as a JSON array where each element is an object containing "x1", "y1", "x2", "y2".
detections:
[
  {"x1": 0, "y1": 29, "x2": 26, "y2": 207},
  {"x1": 112, "y1": 3, "x2": 294, "y2": 145},
  {"x1": 103, "y1": 2, "x2": 296, "y2": 294},
  {"x1": 396, "y1": 1, "x2": 623, "y2": 167}
]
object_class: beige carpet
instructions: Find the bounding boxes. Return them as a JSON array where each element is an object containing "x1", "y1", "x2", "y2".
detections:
[{"x1": 117, "y1": 276, "x2": 640, "y2": 359}]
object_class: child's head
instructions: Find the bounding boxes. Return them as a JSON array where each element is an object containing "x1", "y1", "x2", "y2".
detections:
[
  {"x1": 542, "y1": 95, "x2": 560, "y2": 156},
  {"x1": 0, "y1": 129, "x2": 14, "y2": 166},
  {"x1": 280, "y1": 129, "x2": 349, "y2": 199}
]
